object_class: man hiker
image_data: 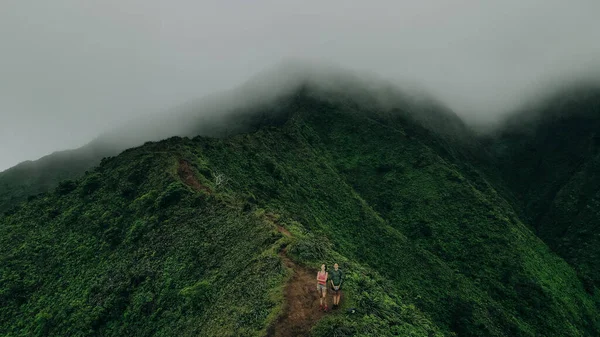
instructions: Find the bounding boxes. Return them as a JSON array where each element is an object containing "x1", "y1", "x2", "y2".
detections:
[{"x1": 330, "y1": 263, "x2": 343, "y2": 309}]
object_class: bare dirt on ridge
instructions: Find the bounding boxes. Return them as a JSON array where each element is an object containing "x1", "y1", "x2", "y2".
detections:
[
  {"x1": 267, "y1": 225, "x2": 327, "y2": 337},
  {"x1": 177, "y1": 159, "x2": 211, "y2": 193}
]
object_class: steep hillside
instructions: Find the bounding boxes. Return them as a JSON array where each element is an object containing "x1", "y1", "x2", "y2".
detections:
[
  {"x1": 0, "y1": 142, "x2": 117, "y2": 213},
  {"x1": 486, "y1": 85, "x2": 600, "y2": 292},
  {"x1": 1, "y1": 89, "x2": 598, "y2": 336}
]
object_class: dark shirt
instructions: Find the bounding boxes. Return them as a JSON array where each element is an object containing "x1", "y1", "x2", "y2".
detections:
[{"x1": 330, "y1": 269, "x2": 343, "y2": 286}]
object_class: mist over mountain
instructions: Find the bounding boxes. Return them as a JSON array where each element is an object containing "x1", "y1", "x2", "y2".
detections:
[
  {"x1": 2, "y1": 64, "x2": 599, "y2": 214},
  {"x1": 3, "y1": 61, "x2": 600, "y2": 175},
  {"x1": 3, "y1": 0, "x2": 600, "y2": 172},
  {"x1": 94, "y1": 63, "x2": 468, "y2": 148},
  {"x1": 0, "y1": 68, "x2": 470, "y2": 212}
]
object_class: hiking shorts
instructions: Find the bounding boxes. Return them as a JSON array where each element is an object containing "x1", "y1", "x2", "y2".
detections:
[
  {"x1": 331, "y1": 285, "x2": 341, "y2": 294},
  {"x1": 317, "y1": 284, "x2": 327, "y2": 292}
]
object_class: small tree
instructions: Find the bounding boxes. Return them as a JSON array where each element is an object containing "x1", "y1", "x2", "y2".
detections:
[{"x1": 212, "y1": 171, "x2": 228, "y2": 188}]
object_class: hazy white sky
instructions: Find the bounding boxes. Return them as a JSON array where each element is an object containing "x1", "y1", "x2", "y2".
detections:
[{"x1": 1, "y1": 0, "x2": 600, "y2": 171}]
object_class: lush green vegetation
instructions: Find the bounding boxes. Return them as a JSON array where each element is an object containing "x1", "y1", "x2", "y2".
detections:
[
  {"x1": 1, "y1": 146, "x2": 289, "y2": 336},
  {"x1": 0, "y1": 143, "x2": 116, "y2": 213},
  {"x1": 487, "y1": 86, "x2": 600, "y2": 295},
  {"x1": 1, "y1": 86, "x2": 600, "y2": 336}
]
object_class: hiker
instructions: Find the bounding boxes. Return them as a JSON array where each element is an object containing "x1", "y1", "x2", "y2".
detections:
[
  {"x1": 316, "y1": 264, "x2": 328, "y2": 311},
  {"x1": 330, "y1": 263, "x2": 343, "y2": 309}
]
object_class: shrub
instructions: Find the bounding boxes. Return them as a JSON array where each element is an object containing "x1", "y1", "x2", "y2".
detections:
[
  {"x1": 287, "y1": 234, "x2": 331, "y2": 263},
  {"x1": 156, "y1": 182, "x2": 188, "y2": 208},
  {"x1": 180, "y1": 280, "x2": 212, "y2": 311},
  {"x1": 56, "y1": 180, "x2": 77, "y2": 195},
  {"x1": 81, "y1": 174, "x2": 102, "y2": 195}
]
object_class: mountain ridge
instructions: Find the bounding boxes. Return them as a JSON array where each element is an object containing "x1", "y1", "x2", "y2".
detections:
[{"x1": 0, "y1": 77, "x2": 473, "y2": 213}]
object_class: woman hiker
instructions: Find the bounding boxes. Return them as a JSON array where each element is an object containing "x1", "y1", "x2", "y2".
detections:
[
  {"x1": 316, "y1": 264, "x2": 328, "y2": 311},
  {"x1": 330, "y1": 263, "x2": 343, "y2": 309}
]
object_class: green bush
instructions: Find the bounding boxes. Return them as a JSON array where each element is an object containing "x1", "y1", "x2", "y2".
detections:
[
  {"x1": 81, "y1": 173, "x2": 102, "y2": 195},
  {"x1": 56, "y1": 180, "x2": 77, "y2": 195},
  {"x1": 156, "y1": 182, "x2": 188, "y2": 208}
]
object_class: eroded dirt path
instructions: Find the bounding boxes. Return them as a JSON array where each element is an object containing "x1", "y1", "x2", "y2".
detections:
[
  {"x1": 267, "y1": 226, "x2": 326, "y2": 337},
  {"x1": 176, "y1": 162, "x2": 327, "y2": 335},
  {"x1": 177, "y1": 159, "x2": 211, "y2": 193}
]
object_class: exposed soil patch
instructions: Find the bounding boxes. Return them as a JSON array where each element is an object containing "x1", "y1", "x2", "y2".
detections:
[
  {"x1": 177, "y1": 159, "x2": 211, "y2": 193},
  {"x1": 266, "y1": 213, "x2": 292, "y2": 237},
  {"x1": 267, "y1": 227, "x2": 326, "y2": 337},
  {"x1": 276, "y1": 225, "x2": 292, "y2": 238}
]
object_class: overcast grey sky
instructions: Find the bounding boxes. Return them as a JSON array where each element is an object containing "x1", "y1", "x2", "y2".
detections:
[{"x1": 1, "y1": 0, "x2": 600, "y2": 172}]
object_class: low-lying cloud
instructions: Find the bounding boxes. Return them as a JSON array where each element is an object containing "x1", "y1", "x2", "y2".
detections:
[{"x1": 2, "y1": 0, "x2": 600, "y2": 171}]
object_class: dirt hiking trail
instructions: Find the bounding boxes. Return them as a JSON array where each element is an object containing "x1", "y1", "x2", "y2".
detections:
[
  {"x1": 177, "y1": 166, "x2": 328, "y2": 335},
  {"x1": 177, "y1": 159, "x2": 211, "y2": 193},
  {"x1": 267, "y1": 225, "x2": 326, "y2": 337}
]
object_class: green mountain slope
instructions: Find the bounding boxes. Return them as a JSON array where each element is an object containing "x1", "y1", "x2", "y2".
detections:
[
  {"x1": 1, "y1": 148, "x2": 291, "y2": 336},
  {"x1": 1, "y1": 88, "x2": 598, "y2": 336},
  {"x1": 0, "y1": 93, "x2": 238, "y2": 214},
  {"x1": 0, "y1": 142, "x2": 117, "y2": 213},
  {"x1": 486, "y1": 85, "x2": 600, "y2": 292}
]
